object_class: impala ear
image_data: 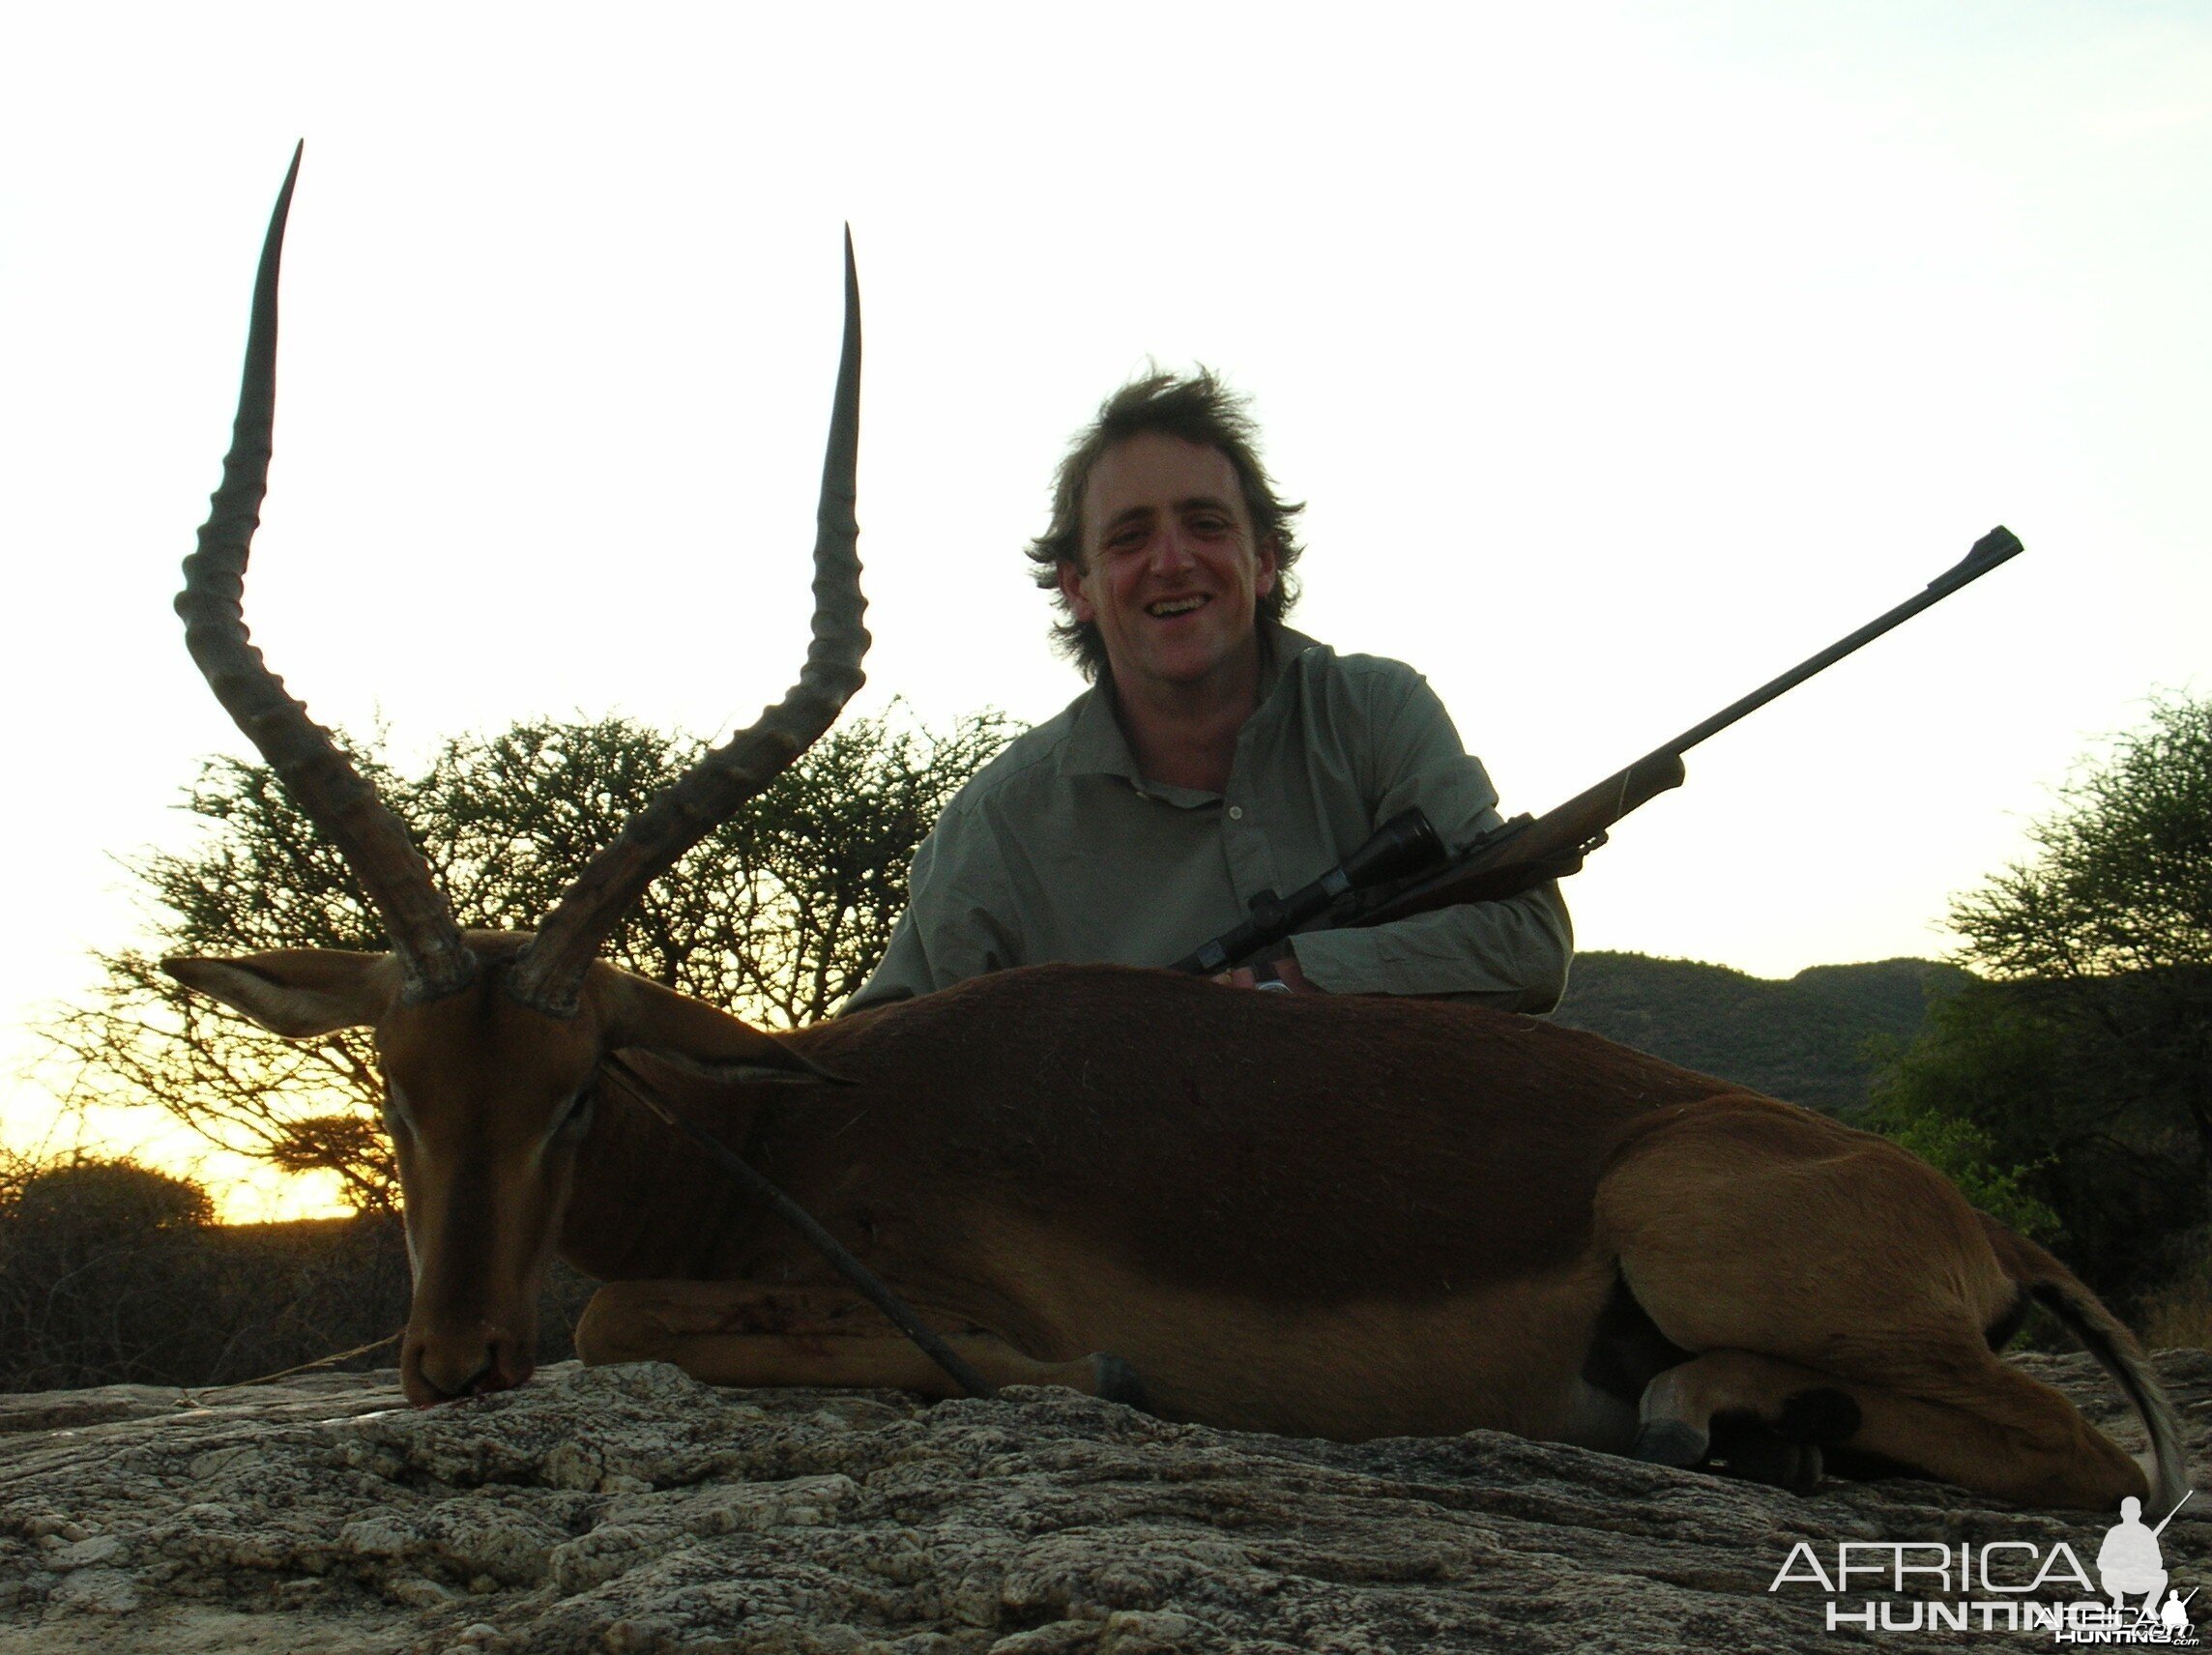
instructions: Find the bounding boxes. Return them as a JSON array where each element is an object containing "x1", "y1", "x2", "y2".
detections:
[
  {"x1": 601, "y1": 973, "x2": 850, "y2": 1087},
  {"x1": 162, "y1": 950, "x2": 399, "y2": 1037},
  {"x1": 619, "y1": 1043, "x2": 845, "y2": 1087}
]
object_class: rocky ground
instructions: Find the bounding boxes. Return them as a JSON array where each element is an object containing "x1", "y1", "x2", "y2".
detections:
[{"x1": 0, "y1": 1350, "x2": 2204, "y2": 1654}]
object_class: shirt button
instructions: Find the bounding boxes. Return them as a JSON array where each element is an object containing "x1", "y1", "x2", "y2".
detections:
[{"x1": 1227, "y1": 806, "x2": 1243, "y2": 820}]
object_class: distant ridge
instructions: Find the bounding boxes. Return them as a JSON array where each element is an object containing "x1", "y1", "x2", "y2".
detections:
[{"x1": 1552, "y1": 951, "x2": 1973, "y2": 1115}]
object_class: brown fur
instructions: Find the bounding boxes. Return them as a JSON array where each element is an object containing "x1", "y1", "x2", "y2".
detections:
[{"x1": 166, "y1": 948, "x2": 2186, "y2": 1509}]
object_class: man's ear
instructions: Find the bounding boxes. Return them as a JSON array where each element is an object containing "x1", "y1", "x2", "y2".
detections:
[
  {"x1": 1058, "y1": 557, "x2": 1096, "y2": 624},
  {"x1": 162, "y1": 950, "x2": 398, "y2": 1037},
  {"x1": 601, "y1": 973, "x2": 849, "y2": 1087},
  {"x1": 1254, "y1": 533, "x2": 1279, "y2": 599}
]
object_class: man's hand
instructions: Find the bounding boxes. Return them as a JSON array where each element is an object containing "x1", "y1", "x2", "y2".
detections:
[{"x1": 1214, "y1": 954, "x2": 1321, "y2": 994}]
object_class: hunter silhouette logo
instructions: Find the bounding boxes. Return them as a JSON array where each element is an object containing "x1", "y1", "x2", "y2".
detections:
[
  {"x1": 1768, "y1": 1492, "x2": 2197, "y2": 1640},
  {"x1": 2103, "y1": 1498, "x2": 2176, "y2": 1617},
  {"x1": 2161, "y1": 1593, "x2": 2199, "y2": 1640},
  {"x1": 2092, "y1": 1495, "x2": 2197, "y2": 1642}
]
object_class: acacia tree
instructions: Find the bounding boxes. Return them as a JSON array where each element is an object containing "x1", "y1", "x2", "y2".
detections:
[
  {"x1": 1869, "y1": 695, "x2": 2212, "y2": 1304},
  {"x1": 44, "y1": 708, "x2": 1015, "y2": 1211}
]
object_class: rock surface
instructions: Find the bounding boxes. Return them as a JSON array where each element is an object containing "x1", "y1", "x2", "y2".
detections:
[{"x1": 0, "y1": 1351, "x2": 2204, "y2": 1654}]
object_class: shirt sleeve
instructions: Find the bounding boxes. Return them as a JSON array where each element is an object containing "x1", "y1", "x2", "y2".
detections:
[
  {"x1": 1285, "y1": 671, "x2": 1574, "y2": 1011},
  {"x1": 842, "y1": 803, "x2": 1023, "y2": 1012}
]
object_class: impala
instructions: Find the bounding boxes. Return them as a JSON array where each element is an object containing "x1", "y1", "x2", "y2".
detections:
[{"x1": 166, "y1": 152, "x2": 2186, "y2": 1512}]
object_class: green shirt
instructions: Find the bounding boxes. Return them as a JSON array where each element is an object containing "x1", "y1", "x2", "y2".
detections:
[{"x1": 849, "y1": 628, "x2": 1572, "y2": 1011}]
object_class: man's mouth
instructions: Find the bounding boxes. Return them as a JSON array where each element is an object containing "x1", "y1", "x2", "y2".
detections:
[{"x1": 1146, "y1": 595, "x2": 1208, "y2": 618}]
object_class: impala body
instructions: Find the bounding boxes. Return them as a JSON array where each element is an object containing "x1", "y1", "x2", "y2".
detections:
[{"x1": 166, "y1": 153, "x2": 2187, "y2": 1514}]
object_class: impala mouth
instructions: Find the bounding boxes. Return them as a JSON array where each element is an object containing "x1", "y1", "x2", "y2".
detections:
[
  {"x1": 401, "y1": 1326, "x2": 534, "y2": 1407},
  {"x1": 1147, "y1": 595, "x2": 1208, "y2": 618}
]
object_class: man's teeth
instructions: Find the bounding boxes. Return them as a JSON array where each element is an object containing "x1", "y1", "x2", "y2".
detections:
[{"x1": 1148, "y1": 596, "x2": 1208, "y2": 617}]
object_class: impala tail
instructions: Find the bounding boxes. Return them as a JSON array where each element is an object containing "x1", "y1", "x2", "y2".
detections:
[{"x1": 1980, "y1": 1213, "x2": 2191, "y2": 1509}]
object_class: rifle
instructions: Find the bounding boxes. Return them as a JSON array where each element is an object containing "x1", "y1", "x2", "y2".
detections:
[{"x1": 1174, "y1": 525, "x2": 2024, "y2": 973}]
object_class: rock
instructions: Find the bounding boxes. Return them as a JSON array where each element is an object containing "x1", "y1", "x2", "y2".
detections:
[{"x1": 0, "y1": 1351, "x2": 2202, "y2": 1653}]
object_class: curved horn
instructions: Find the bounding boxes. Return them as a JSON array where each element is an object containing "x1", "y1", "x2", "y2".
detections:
[
  {"x1": 508, "y1": 232, "x2": 868, "y2": 1016},
  {"x1": 176, "y1": 145, "x2": 478, "y2": 1003}
]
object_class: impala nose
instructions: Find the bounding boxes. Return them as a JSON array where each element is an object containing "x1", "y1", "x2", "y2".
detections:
[{"x1": 405, "y1": 1328, "x2": 528, "y2": 1404}]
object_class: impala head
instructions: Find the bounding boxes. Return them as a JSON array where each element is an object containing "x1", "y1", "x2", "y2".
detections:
[{"x1": 161, "y1": 146, "x2": 867, "y2": 1405}]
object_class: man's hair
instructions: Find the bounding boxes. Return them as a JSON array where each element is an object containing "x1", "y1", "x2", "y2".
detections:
[{"x1": 1025, "y1": 369, "x2": 1306, "y2": 681}]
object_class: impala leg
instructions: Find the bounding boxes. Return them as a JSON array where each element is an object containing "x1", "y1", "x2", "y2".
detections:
[
  {"x1": 573, "y1": 1280, "x2": 1147, "y2": 1405},
  {"x1": 1632, "y1": 1347, "x2": 2146, "y2": 1509},
  {"x1": 1600, "y1": 1097, "x2": 2151, "y2": 1509},
  {"x1": 1633, "y1": 1349, "x2": 1859, "y2": 1493}
]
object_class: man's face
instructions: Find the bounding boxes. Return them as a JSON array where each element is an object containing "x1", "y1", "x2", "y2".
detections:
[{"x1": 1061, "y1": 432, "x2": 1278, "y2": 695}]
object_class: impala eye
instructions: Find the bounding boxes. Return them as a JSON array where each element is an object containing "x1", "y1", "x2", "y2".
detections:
[
  {"x1": 554, "y1": 1089, "x2": 596, "y2": 1141},
  {"x1": 381, "y1": 1083, "x2": 416, "y2": 1140}
]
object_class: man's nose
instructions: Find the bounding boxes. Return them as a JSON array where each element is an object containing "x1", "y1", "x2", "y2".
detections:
[{"x1": 1147, "y1": 527, "x2": 1198, "y2": 573}]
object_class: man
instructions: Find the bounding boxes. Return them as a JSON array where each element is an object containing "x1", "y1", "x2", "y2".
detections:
[{"x1": 848, "y1": 371, "x2": 1570, "y2": 1010}]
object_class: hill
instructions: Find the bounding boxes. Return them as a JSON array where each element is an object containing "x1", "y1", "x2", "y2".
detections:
[{"x1": 1552, "y1": 951, "x2": 1973, "y2": 1114}]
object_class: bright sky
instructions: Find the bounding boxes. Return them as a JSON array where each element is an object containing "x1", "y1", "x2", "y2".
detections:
[{"x1": 3, "y1": 3, "x2": 2206, "y2": 1217}]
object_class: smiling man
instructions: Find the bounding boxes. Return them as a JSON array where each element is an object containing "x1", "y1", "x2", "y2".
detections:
[{"x1": 847, "y1": 371, "x2": 1571, "y2": 1009}]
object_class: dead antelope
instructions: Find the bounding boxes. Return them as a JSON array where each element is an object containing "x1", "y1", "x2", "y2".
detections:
[{"x1": 167, "y1": 153, "x2": 2186, "y2": 1512}]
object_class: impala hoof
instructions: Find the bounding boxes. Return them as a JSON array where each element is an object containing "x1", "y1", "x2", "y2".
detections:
[
  {"x1": 1777, "y1": 1386, "x2": 1862, "y2": 1445},
  {"x1": 1092, "y1": 1353, "x2": 1152, "y2": 1413},
  {"x1": 1633, "y1": 1420, "x2": 1708, "y2": 1467},
  {"x1": 1711, "y1": 1415, "x2": 1826, "y2": 1494},
  {"x1": 1729, "y1": 1436, "x2": 1824, "y2": 1495}
]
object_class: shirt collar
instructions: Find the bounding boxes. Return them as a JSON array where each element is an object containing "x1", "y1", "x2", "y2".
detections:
[{"x1": 1059, "y1": 623, "x2": 1324, "y2": 788}]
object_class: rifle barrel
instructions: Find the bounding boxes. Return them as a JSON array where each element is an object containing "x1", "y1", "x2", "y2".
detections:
[
  {"x1": 2152, "y1": 1489, "x2": 2195, "y2": 1535},
  {"x1": 1343, "y1": 524, "x2": 2026, "y2": 932},
  {"x1": 1643, "y1": 525, "x2": 2023, "y2": 771}
]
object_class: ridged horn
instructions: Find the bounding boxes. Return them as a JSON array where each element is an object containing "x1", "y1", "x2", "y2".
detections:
[
  {"x1": 176, "y1": 144, "x2": 478, "y2": 1003},
  {"x1": 508, "y1": 230, "x2": 868, "y2": 1017}
]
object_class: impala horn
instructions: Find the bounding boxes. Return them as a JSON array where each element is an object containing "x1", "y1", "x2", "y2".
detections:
[
  {"x1": 508, "y1": 229, "x2": 868, "y2": 1017},
  {"x1": 177, "y1": 143, "x2": 479, "y2": 1003}
]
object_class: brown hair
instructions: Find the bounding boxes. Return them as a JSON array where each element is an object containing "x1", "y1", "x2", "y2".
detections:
[{"x1": 1025, "y1": 369, "x2": 1305, "y2": 680}]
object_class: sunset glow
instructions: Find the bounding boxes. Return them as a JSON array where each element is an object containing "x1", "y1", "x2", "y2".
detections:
[{"x1": 5, "y1": 4, "x2": 2205, "y2": 1213}]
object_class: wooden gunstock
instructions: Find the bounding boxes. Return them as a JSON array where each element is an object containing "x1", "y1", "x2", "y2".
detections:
[{"x1": 1353, "y1": 752, "x2": 1686, "y2": 927}]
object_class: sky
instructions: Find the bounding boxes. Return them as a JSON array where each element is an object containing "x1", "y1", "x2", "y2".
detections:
[{"x1": 2, "y1": 3, "x2": 2206, "y2": 1216}]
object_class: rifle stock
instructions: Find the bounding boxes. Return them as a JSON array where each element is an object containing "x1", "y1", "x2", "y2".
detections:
[{"x1": 1351, "y1": 752, "x2": 1686, "y2": 926}]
